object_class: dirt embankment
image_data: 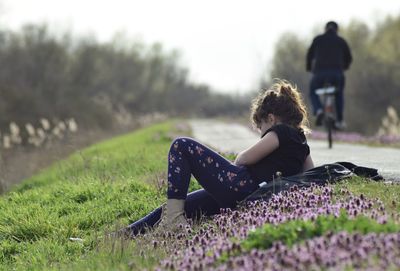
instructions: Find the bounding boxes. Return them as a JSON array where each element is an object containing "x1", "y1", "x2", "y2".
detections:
[{"x1": 0, "y1": 114, "x2": 167, "y2": 193}]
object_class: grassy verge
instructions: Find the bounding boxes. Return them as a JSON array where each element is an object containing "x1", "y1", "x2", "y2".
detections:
[
  {"x1": 0, "y1": 120, "x2": 200, "y2": 270},
  {"x1": 1, "y1": 120, "x2": 399, "y2": 270}
]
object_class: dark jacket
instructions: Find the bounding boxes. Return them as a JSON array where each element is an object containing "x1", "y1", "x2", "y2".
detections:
[{"x1": 306, "y1": 30, "x2": 352, "y2": 72}]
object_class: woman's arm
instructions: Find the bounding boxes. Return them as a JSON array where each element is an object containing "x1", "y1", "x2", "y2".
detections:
[
  {"x1": 302, "y1": 154, "x2": 314, "y2": 171},
  {"x1": 234, "y1": 132, "x2": 279, "y2": 166}
]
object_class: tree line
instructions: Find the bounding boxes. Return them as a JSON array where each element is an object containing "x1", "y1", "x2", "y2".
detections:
[
  {"x1": 0, "y1": 24, "x2": 249, "y2": 141},
  {"x1": 1, "y1": 15, "x2": 398, "y2": 138},
  {"x1": 264, "y1": 14, "x2": 400, "y2": 134}
]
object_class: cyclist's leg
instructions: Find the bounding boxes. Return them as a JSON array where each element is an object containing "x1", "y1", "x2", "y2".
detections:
[{"x1": 309, "y1": 73, "x2": 324, "y2": 116}]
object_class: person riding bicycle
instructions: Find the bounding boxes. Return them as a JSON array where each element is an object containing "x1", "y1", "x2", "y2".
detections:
[{"x1": 306, "y1": 21, "x2": 352, "y2": 129}]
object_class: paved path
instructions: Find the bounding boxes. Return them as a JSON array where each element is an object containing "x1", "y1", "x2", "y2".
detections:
[{"x1": 189, "y1": 119, "x2": 400, "y2": 181}]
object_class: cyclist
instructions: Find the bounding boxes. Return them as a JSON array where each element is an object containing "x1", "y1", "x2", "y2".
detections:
[{"x1": 306, "y1": 21, "x2": 352, "y2": 129}]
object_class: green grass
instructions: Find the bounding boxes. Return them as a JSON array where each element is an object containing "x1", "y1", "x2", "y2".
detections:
[
  {"x1": 334, "y1": 177, "x2": 400, "y2": 213},
  {"x1": 242, "y1": 211, "x2": 400, "y2": 250},
  {"x1": 0, "y1": 121, "x2": 200, "y2": 270},
  {"x1": 0, "y1": 120, "x2": 399, "y2": 270}
]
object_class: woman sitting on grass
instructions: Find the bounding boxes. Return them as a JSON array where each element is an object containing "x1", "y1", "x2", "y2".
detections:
[{"x1": 126, "y1": 80, "x2": 314, "y2": 235}]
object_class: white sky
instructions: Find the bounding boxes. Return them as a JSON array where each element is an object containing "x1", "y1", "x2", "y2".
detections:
[{"x1": 1, "y1": 0, "x2": 400, "y2": 94}]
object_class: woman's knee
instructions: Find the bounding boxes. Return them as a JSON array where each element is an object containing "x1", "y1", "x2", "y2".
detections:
[{"x1": 170, "y1": 137, "x2": 192, "y2": 152}]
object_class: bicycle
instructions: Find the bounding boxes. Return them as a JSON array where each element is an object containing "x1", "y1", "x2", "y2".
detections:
[{"x1": 315, "y1": 85, "x2": 337, "y2": 148}]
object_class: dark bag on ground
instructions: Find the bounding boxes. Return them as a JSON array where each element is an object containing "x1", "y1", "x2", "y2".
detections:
[{"x1": 243, "y1": 162, "x2": 383, "y2": 203}]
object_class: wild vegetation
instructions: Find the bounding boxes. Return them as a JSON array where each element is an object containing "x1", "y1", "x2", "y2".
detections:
[
  {"x1": 0, "y1": 121, "x2": 399, "y2": 270},
  {"x1": 0, "y1": 118, "x2": 78, "y2": 149},
  {"x1": 0, "y1": 24, "x2": 249, "y2": 134}
]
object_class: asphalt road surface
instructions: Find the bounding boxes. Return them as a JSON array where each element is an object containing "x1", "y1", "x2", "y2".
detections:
[{"x1": 189, "y1": 119, "x2": 400, "y2": 181}]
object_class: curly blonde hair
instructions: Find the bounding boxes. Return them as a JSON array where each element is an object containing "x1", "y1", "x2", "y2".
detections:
[{"x1": 250, "y1": 79, "x2": 310, "y2": 133}]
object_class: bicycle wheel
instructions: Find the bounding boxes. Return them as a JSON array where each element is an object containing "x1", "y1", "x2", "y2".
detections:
[{"x1": 326, "y1": 118, "x2": 334, "y2": 148}]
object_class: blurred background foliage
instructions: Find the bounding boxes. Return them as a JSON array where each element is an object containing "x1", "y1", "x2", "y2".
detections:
[
  {"x1": 0, "y1": 24, "x2": 249, "y2": 134},
  {"x1": 0, "y1": 14, "x2": 399, "y2": 137},
  {"x1": 262, "y1": 15, "x2": 400, "y2": 134}
]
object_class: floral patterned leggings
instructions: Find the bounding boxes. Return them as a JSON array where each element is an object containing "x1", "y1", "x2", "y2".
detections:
[
  {"x1": 167, "y1": 137, "x2": 257, "y2": 205},
  {"x1": 126, "y1": 137, "x2": 258, "y2": 235}
]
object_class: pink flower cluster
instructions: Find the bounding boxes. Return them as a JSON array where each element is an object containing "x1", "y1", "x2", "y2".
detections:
[
  {"x1": 217, "y1": 232, "x2": 400, "y2": 270},
  {"x1": 156, "y1": 185, "x2": 399, "y2": 270}
]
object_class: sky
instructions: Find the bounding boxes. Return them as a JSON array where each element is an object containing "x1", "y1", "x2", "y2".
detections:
[{"x1": 1, "y1": 0, "x2": 399, "y2": 94}]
